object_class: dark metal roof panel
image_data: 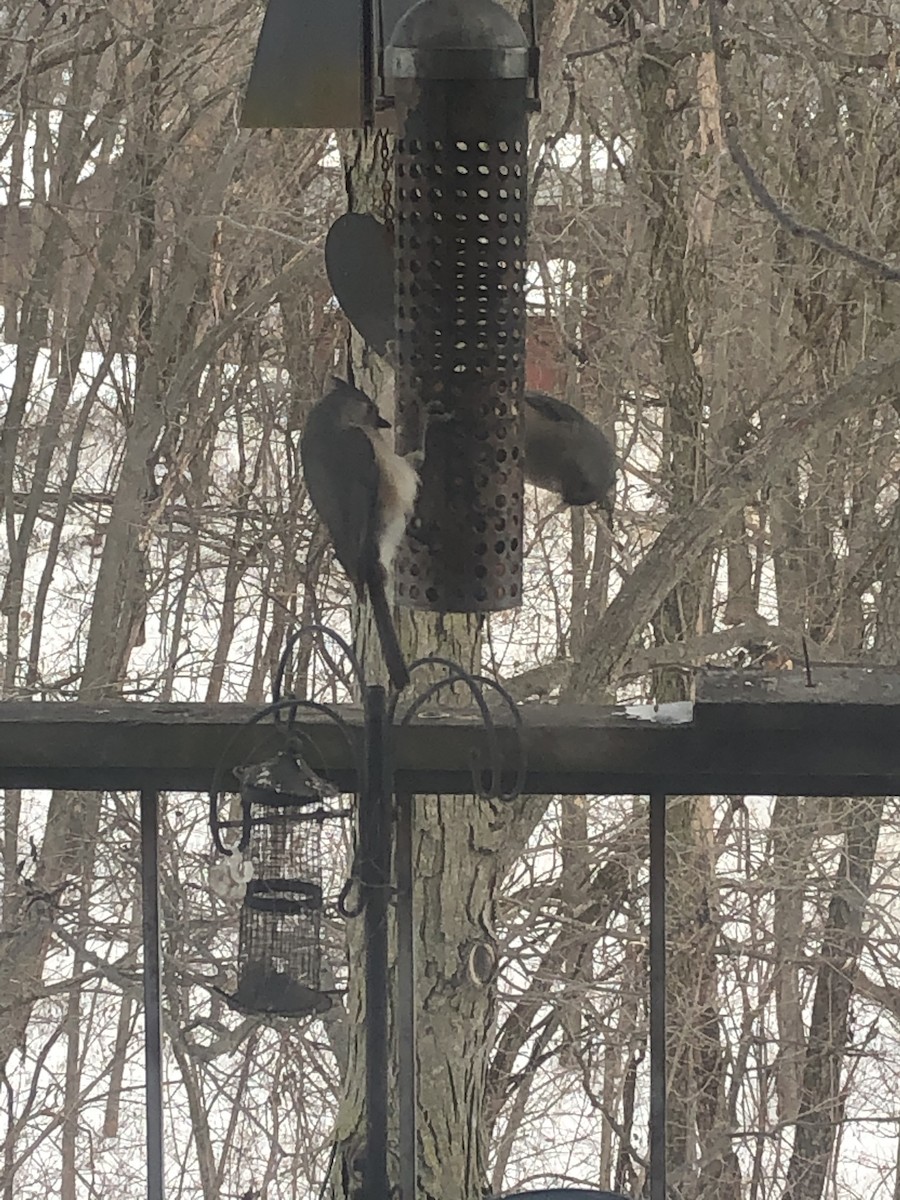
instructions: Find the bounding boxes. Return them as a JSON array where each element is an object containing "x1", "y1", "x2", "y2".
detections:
[{"x1": 241, "y1": 0, "x2": 365, "y2": 128}]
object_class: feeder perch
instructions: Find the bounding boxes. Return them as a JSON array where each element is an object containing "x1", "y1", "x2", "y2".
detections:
[
  {"x1": 213, "y1": 750, "x2": 348, "y2": 1017},
  {"x1": 387, "y1": 0, "x2": 534, "y2": 612}
]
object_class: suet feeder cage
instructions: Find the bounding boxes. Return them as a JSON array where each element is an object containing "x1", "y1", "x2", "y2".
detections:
[{"x1": 211, "y1": 750, "x2": 349, "y2": 1017}]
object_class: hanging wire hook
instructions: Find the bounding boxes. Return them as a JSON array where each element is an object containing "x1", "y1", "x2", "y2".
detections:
[
  {"x1": 272, "y1": 623, "x2": 366, "y2": 718},
  {"x1": 390, "y1": 657, "x2": 526, "y2": 802},
  {"x1": 464, "y1": 673, "x2": 527, "y2": 803},
  {"x1": 395, "y1": 658, "x2": 501, "y2": 797}
]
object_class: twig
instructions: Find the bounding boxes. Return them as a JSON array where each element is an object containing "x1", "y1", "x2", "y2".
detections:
[
  {"x1": 707, "y1": 0, "x2": 900, "y2": 284},
  {"x1": 566, "y1": 38, "x2": 633, "y2": 61},
  {"x1": 531, "y1": 62, "x2": 578, "y2": 199},
  {"x1": 802, "y1": 635, "x2": 815, "y2": 688}
]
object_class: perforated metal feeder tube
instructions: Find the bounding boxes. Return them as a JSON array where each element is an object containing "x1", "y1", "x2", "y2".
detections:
[{"x1": 386, "y1": 0, "x2": 533, "y2": 613}]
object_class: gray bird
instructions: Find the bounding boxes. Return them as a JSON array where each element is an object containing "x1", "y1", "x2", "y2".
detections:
[
  {"x1": 300, "y1": 378, "x2": 419, "y2": 690},
  {"x1": 523, "y1": 389, "x2": 618, "y2": 520}
]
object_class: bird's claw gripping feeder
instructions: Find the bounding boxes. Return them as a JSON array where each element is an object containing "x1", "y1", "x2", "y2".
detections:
[{"x1": 243, "y1": 0, "x2": 539, "y2": 616}]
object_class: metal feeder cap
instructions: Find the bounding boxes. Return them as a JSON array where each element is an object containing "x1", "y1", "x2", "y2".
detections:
[{"x1": 387, "y1": 0, "x2": 529, "y2": 80}]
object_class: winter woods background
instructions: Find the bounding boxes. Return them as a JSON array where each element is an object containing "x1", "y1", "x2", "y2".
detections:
[{"x1": 3, "y1": 2, "x2": 900, "y2": 1199}]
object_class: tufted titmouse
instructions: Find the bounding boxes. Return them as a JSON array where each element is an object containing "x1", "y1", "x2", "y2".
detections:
[
  {"x1": 523, "y1": 390, "x2": 618, "y2": 522},
  {"x1": 300, "y1": 378, "x2": 420, "y2": 690}
]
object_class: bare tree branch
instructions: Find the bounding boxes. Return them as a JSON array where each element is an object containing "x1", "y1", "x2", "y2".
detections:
[{"x1": 708, "y1": 0, "x2": 900, "y2": 283}]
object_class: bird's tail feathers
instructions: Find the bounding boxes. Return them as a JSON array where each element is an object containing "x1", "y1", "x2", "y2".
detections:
[{"x1": 368, "y1": 572, "x2": 410, "y2": 691}]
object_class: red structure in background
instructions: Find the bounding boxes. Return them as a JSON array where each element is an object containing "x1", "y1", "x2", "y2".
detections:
[{"x1": 525, "y1": 314, "x2": 566, "y2": 394}]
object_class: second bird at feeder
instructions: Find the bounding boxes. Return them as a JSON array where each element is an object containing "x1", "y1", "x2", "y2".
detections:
[{"x1": 522, "y1": 390, "x2": 617, "y2": 522}]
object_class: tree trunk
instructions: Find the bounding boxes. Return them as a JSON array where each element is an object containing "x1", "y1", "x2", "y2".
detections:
[
  {"x1": 635, "y1": 20, "x2": 741, "y2": 1198},
  {"x1": 780, "y1": 796, "x2": 884, "y2": 1200},
  {"x1": 0, "y1": 8, "x2": 240, "y2": 1072}
]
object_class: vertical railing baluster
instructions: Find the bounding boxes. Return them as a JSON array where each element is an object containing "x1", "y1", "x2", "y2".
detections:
[
  {"x1": 140, "y1": 788, "x2": 164, "y2": 1200},
  {"x1": 649, "y1": 791, "x2": 667, "y2": 1200}
]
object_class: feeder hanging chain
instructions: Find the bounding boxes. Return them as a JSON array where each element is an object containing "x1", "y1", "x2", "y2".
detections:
[{"x1": 380, "y1": 132, "x2": 395, "y2": 230}]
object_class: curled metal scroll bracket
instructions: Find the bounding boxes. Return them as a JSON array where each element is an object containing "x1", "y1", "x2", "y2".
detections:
[
  {"x1": 337, "y1": 874, "x2": 365, "y2": 919},
  {"x1": 272, "y1": 623, "x2": 366, "y2": 714},
  {"x1": 209, "y1": 631, "x2": 528, "y2": 864},
  {"x1": 390, "y1": 655, "x2": 527, "y2": 803}
]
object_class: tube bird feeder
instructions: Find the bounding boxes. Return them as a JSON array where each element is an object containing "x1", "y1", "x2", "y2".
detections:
[{"x1": 386, "y1": 0, "x2": 535, "y2": 613}]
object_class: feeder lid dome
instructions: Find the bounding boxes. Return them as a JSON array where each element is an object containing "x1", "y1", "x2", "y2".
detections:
[
  {"x1": 387, "y1": 0, "x2": 531, "y2": 81},
  {"x1": 390, "y1": 0, "x2": 529, "y2": 51}
]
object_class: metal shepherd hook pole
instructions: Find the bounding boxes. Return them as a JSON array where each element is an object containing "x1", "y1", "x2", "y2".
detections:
[{"x1": 361, "y1": 686, "x2": 393, "y2": 1200}]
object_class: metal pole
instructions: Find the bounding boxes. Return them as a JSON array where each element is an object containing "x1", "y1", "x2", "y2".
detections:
[
  {"x1": 362, "y1": 687, "x2": 392, "y2": 1200},
  {"x1": 361, "y1": 0, "x2": 375, "y2": 125},
  {"x1": 140, "y1": 788, "x2": 164, "y2": 1200},
  {"x1": 649, "y1": 792, "x2": 667, "y2": 1200},
  {"x1": 395, "y1": 790, "x2": 417, "y2": 1200}
]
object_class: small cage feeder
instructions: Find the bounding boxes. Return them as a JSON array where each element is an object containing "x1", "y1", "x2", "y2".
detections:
[{"x1": 212, "y1": 750, "x2": 349, "y2": 1017}]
